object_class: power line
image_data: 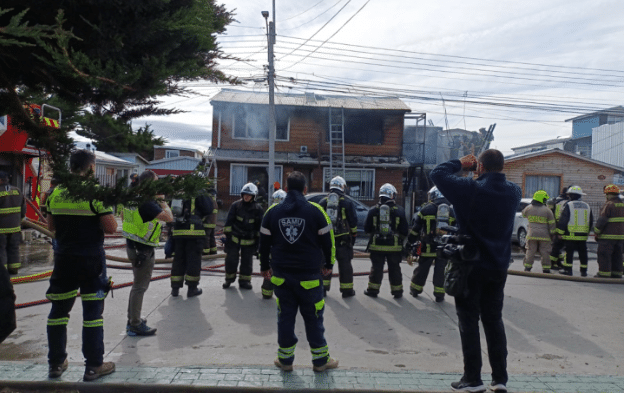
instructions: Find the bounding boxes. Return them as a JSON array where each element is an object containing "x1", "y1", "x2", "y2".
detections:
[{"x1": 280, "y1": 0, "x2": 328, "y2": 22}]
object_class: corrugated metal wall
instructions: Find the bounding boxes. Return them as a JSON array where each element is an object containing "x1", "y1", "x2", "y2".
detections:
[{"x1": 592, "y1": 122, "x2": 624, "y2": 168}]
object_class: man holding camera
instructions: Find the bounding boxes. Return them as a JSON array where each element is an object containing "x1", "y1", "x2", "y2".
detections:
[{"x1": 431, "y1": 149, "x2": 521, "y2": 393}]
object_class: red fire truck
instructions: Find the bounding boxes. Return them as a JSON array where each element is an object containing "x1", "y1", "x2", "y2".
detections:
[{"x1": 0, "y1": 104, "x2": 61, "y2": 221}]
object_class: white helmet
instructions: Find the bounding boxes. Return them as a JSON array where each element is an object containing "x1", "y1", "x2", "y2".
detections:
[
  {"x1": 379, "y1": 183, "x2": 397, "y2": 199},
  {"x1": 241, "y1": 182, "x2": 258, "y2": 197},
  {"x1": 272, "y1": 189, "x2": 286, "y2": 204},
  {"x1": 427, "y1": 186, "x2": 444, "y2": 202},
  {"x1": 567, "y1": 185, "x2": 586, "y2": 196},
  {"x1": 329, "y1": 176, "x2": 346, "y2": 192}
]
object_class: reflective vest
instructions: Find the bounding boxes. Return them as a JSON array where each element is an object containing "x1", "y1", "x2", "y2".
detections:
[
  {"x1": 554, "y1": 198, "x2": 568, "y2": 221},
  {"x1": 563, "y1": 201, "x2": 590, "y2": 241},
  {"x1": 369, "y1": 204, "x2": 402, "y2": 252},
  {"x1": 122, "y1": 207, "x2": 162, "y2": 247},
  {"x1": 0, "y1": 185, "x2": 23, "y2": 234}
]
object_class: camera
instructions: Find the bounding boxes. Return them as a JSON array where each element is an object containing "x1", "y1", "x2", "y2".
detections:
[{"x1": 436, "y1": 226, "x2": 480, "y2": 262}]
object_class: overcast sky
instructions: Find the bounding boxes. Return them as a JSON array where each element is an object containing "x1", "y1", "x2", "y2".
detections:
[{"x1": 120, "y1": 0, "x2": 624, "y2": 155}]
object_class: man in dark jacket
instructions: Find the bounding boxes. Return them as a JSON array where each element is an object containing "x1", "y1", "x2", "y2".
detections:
[
  {"x1": 430, "y1": 149, "x2": 521, "y2": 393},
  {"x1": 259, "y1": 171, "x2": 338, "y2": 372}
]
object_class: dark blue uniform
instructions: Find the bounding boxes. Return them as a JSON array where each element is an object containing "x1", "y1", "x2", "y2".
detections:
[{"x1": 259, "y1": 190, "x2": 335, "y2": 367}]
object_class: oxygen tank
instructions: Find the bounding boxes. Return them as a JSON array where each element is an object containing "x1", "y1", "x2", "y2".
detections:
[
  {"x1": 379, "y1": 204, "x2": 392, "y2": 237},
  {"x1": 436, "y1": 203, "x2": 450, "y2": 235},
  {"x1": 326, "y1": 193, "x2": 340, "y2": 225}
]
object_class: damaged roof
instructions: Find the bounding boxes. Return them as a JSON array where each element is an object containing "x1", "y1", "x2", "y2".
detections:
[{"x1": 211, "y1": 89, "x2": 411, "y2": 111}]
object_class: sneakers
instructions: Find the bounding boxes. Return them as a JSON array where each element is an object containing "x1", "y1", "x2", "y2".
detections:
[
  {"x1": 489, "y1": 381, "x2": 507, "y2": 392},
  {"x1": 48, "y1": 358, "x2": 68, "y2": 378},
  {"x1": 341, "y1": 289, "x2": 356, "y2": 298},
  {"x1": 312, "y1": 358, "x2": 339, "y2": 372},
  {"x1": 187, "y1": 287, "x2": 203, "y2": 297},
  {"x1": 450, "y1": 379, "x2": 486, "y2": 392},
  {"x1": 363, "y1": 289, "x2": 378, "y2": 298},
  {"x1": 126, "y1": 320, "x2": 157, "y2": 336},
  {"x1": 83, "y1": 362, "x2": 115, "y2": 382},
  {"x1": 239, "y1": 281, "x2": 252, "y2": 290},
  {"x1": 171, "y1": 287, "x2": 179, "y2": 297},
  {"x1": 274, "y1": 358, "x2": 293, "y2": 372}
]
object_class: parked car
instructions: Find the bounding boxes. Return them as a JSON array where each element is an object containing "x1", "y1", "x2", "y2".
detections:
[
  {"x1": 305, "y1": 192, "x2": 370, "y2": 232},
  {"x1": 512, "y1": 198, "x2": 532, "y2": 248}
]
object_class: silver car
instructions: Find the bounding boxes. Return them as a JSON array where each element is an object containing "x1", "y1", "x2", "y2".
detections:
[{"x1": 512, "y1": 198, "x2": 532, "y2": 248}]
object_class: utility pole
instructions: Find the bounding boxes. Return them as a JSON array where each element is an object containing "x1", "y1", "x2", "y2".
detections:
[{"x1": 262, "y1": 8, "x2": 276, "y2": 205}]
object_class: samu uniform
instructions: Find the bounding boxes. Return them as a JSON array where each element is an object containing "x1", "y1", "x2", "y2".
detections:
[
  {"x1": 203, "y1": 193, "x2": 218, "y2": 255},
  {"x1": 364, "y1": 200, "x2": 409, "y2": 297},
  {"x1": 122, "y1": 201, "x2": 162, "y2": 327},
  {"x1": 407, "y1": 201, "x2": 455, "y2": 300},
  {"x1": 0, "y1": 184, "x2": 25, "y2": 274},
  {"x1": 223, "y1": 199, "x2": 264, "y2": 287},
  {"x1": 555, "y1": 200, "x2": 593, "y2": 276},
  {"x1": 171, "y1": 196, "x2": 213, "y2": 292},
  {"x1": 522, "y1": 202, "x2": 556, "y2": 272},
  {"x1": 46, "y1": 187, "x2": 113, "y2": 368},
  {"x1": 319, "y1": 191, "x2": 358, "y2": 295},
  {"x1": 549, "y1": 196, "x2": 568, "y2": 268},
  {"x1": 594, "y1": 196, "x2": 624, "y2": 278},
  {"x1": 258, "y1": 190, "x2": 335, "y2": 368}
]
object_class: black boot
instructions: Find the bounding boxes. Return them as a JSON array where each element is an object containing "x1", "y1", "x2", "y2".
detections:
[
  {"x1": 341, "y1": 289, "x2": 355, "y2": 298},
  {"x1": 410, "y1": 289, "x2": 420, "y2": 298},
  {"x1": 171, "y1": 287, "x2": 179, "y2": 297},
  {"x1": 559, "y1": 268, "x2": 572, "y2": 276},
  {"x1": 363, "y1": 289, "x2": 378, "y2": 298},
  {"x1": 187, "y1": 286, "x2": 203, "y2": 297},
  {"x1": 239, "y1": 280, "x2": 252, "y2": 290},
  {"x1": 222, "y1": 281, "x2": 232, "y2": 289},
  {"x1": 580, "y1": 269, "x2": 588, "y2": 277}
]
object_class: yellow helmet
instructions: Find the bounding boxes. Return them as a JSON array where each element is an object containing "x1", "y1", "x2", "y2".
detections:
[
  {"x1": 604, "y1": 184, "x2": 620, "y2": 194},
  {"x1": 532, "y1": 190, "x2": 549, "y2": 204}
]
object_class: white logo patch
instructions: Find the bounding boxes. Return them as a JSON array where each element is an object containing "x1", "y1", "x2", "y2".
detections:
[{"x1": 279, "y1": 217, "x2": 305, "y2": 244}]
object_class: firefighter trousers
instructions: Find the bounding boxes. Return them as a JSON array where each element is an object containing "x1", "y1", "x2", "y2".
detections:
[
  {"x1": 171, "y1": 237, "x2": 204, "y2": 289},
  {"x1": 203, "y1": 228, "x2": 217, "y2": 255},
  {"x1": 224, "y1": 242, "x2": 255, "y2": 284},
  {"x1": 46, "y1": 253, "x2": 107, "y2": 367},
  {"x1": 563, "y1": 240, "x2": 588, "y2": 272},
  {"x1": 524, "y1": 240, "x2": 552, "y2": 270},
  {"x1": 410, "y1": 256, "x2": 446, "y2": 298},
  {"x1": 367, "y1": 251, "x2": 403, "y2": 296},
  {"x1": 596, "y1": 239, "x2": 623, "y2": 277},
  {"x1": 549, "y1": 236, "x2": 565, "y2": 268},
  {"x1": 0, "y1": 233, "x2": 21, "y2": 272},
  {"x1": 322, "y1": 243, "x2": 353, "y2": 293},
  {"x1": 272, "y1": 270, "x2": 330, "y2": 367}
]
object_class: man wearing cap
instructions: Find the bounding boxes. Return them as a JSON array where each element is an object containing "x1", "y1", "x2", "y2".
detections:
[
  {"x1": 593, "y1": 184, "x2": 624, "y2": 278},
  {"x1": 522, "y1": 190, "x2": 556, "y2": 273},
  {"x1": 555, "y1": 185, "x2": 593, "y2": 276},
  {"x1": 0, "y1": 171, "x2": 26, "y2": 275}
]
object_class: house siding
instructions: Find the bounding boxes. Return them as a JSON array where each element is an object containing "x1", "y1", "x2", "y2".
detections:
[{"x1": 154, "y1": 148, "x2": 197, "y2": 161}]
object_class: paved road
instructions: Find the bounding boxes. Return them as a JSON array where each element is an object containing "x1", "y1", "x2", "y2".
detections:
[{"x1": 1, "y1": 236, "x2": 623, "y2": 392}]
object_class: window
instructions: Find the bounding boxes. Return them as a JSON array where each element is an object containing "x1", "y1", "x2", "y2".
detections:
[
  {"x1": 607, "y1": 115, "x2": 624, "y2": 125},
  {"x1": 525, "y1": 175, "x2": 560, "y2": 200},
  {"x1": 232, "y1": 106, "x2": 289, "y2": 141},
  {"x1": 166, "y1": 150, "x2": 180, "y2": 158},
  {"x1": 323, "y1": 168, "x2": 375, "y2": 200},
  {"x1": 326, "y1": 110, "x2": 384, "y2": 145},
  {"x1": 230, "y1": 164, "x2": 283, "y2": 195},
  {"x1": 0, "y1": 115, "x2": 6, "y2": 131}
]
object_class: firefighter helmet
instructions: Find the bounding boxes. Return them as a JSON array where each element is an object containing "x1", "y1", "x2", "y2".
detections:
[
  {"x1": 604, "y1": 184, "x2": 620, "y2": 194},
  {"x1": 567, "y1": 185, "x2": 586, "y2": 196},
  {"x1": 329, "y1": 176, "x2": 346, "y2": 192},
  {"x1": 241, "y1": 182, "x2": 258, "y2": 197},
  {"x1": 379, "y1": 183, "x2": 397, "y2": 199},
  {"x1": 532, "y1": 190, "x2": 549, "y2": 204},
  {"x1": 272, "y1": 189, "x2": 286, "y2": 204},
  {"x1": 427, "y1": 186, "x2": 445, "y2": 203}
]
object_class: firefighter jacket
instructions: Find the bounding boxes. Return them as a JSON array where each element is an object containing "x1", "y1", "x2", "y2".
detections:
[
  {"x1": 0, "y1": 184, "x2": 25, "y2": 234},
  {"x1": 223, "y1": 198, "x2": 264, "y2": 246},
  {"x1": 203, "y1": 194, "x2": 218, "y2": 231},
  {"x1": 407, "y1": 200, "x2": 455, "y2": 257},
  {"x1": 122, "y1": 206, "x2": 162, "y2": 247},
  {"x1": 522, "y1": 201, "x2": 556, "y2": 241},
  {"x1": 172, "y1": 195, "x2": 213, "y2": 238},
  {"x1": 364, "y1": 199, "x2": 409, "y2": 253},
  {"x1": 593, "y1": 195, "x2": 624, "y2": 240},
  {"x1": 259, "y1": 190, "x2": 334, "y2": 273},
  {"x1": 319, "y1": 190, "x2": 358, "y2": 245},
  {"x1": 553, "y1": 195, "x2": 569, "y2": 222},
  {"x1": 430, "y1": 159, "x2": 522, "y2": 270},
  {"x1": 555, "y1": 199, "x2": 593, "y2": 241}
]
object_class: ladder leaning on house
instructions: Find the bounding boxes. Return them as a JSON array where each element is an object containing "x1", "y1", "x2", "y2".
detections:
[
  {"x1": 328, "y1": 107, "x2": 346, "y2": 181},
  {"x1": 203, "y1": 147, "x2": 217, "y2": 186}
]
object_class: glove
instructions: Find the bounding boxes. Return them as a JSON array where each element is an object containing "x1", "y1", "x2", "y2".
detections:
[{"x1": 407, "y1": 254, "x2": 415, "y2": 266}]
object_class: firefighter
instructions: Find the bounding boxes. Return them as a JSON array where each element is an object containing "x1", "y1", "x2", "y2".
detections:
[
  {"x1": 170, "y1": 181, "x2": 214, "y2": 298},
  {"x1": 555, "y1": 185, "x2": 593, "y2": 276},
  {"x1": 593, "y1": 184, "x2": 624, "y2": 278},
  {"x1": 203, "y1": 187, "x2": 219, "y2": 255},
  {"x1": 319, "y1": 176, "x2": 358, "y2": 298},
  {"x1": 260, "y1": 189, "x2": 287, "y2": 299},
  {"x1": 406, "y1": 186, "x2": 454, "y2": 302},
  {"x1": 223, "y1": 183, "x2": 264, "y2": 290},
  {"x1": 522, "y1": 190, "x2": 556, "y2": 273},
  {"x1": 0, "y1": 171, "x2": 26, "y2": 275},
  {"x1": 363, "y1": 183, "x2": 409, "y2": 298},
  {"x1": 548, "y1": 187, "x2": 569, "y2": 269}
]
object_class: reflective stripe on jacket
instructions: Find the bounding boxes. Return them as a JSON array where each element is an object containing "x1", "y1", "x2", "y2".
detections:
[
  {"x1": 522, "y1": 203, "x2": 556, "y2": 241},
  {"x1": 594, "y1": 198, "x2": 624, "y2": 240},
  {"x1": 0, "y1": 186, "x2": 24, "y2": 234}
]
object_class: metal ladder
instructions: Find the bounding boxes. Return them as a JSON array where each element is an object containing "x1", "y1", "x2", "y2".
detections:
[
  {"x1": 328, "y1": 107, "x2": 345, "y2": 180},
  {"x1": 203, "y1": 147, "x2": 217, "y2": 186}
]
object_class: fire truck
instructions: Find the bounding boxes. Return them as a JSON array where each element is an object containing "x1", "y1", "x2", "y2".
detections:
[{"x1": 0, "y1": 104, "x2": 61, "y2": 221}]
